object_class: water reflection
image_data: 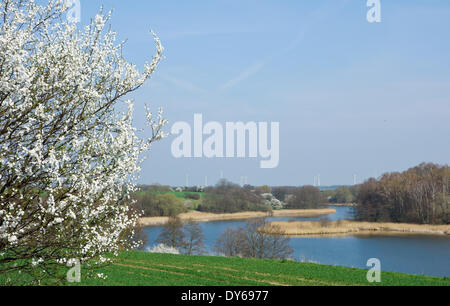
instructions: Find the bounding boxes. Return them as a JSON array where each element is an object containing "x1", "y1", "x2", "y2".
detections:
[{"x1": 143, "y1": 207, "x2": 450, "y2": 277}]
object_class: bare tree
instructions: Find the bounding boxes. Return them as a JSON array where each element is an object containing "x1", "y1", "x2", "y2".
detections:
[
  {"x1": 182, "y1": 220, "x2": 206, "y2": 256},
  {"x1": 240, "y1": 219, "x2": 268, "y2": 258},
  {"x1": 214, "y1": 227, "x2": 244, "y2": 257},
  {"x1": 241, "y1": 219, "x2": 293, "y2": 259},
  {"x1": 287, "y1": 186, "x2": 326, "y2": 209},
  {"x1": 263, "y1": 224, "x2": 294, "y2": 260},
  {"x1": 215, "y1": 219, "x2": 293, "y2": 260},
  {"x1": 156, "y1": 217, "x2": 186, "y2": 249}
]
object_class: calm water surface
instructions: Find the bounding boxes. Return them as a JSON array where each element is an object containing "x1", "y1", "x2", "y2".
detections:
[{"x1": 144, "y1": 207, "x2": 450, "y2": 277}]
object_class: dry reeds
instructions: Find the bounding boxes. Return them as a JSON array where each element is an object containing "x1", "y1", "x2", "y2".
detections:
[
  {"x1": 138, "y1": 209, "x2": 336, "y2": 226},
  {"x1": 261, "y1": 220, "x2": 450, "y2": 237}
]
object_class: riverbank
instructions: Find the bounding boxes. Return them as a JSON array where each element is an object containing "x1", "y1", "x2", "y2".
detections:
[
  {"x1": 263, "y1": 220, "x2": 450, "y2": 237},
  {"x1": 138, "y1": 208, "x2": 336, "y2": 226}
]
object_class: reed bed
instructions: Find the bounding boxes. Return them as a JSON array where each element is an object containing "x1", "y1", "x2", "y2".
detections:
[
  {"x1": 263, "y1": 220, "x2": 450, "y2": 237},
  {"x1": 138, "y1": 208, "x2": 336, "y2": 226}
]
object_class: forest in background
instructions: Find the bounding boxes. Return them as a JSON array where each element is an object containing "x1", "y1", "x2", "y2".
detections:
[
  {"x1": 355, "y1": 163, "x2": 449, "y2": 225},
  {"x1": 132, "y1": 163, "x2": 449, "y2": 225}
]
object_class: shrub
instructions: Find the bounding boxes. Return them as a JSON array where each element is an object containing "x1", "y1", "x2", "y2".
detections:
[{"x1": 134, "y1": 193, "x2": 187, "y2": 217}]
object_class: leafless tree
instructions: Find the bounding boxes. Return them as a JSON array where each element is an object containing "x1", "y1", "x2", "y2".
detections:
[
  {"x1": 215, "y1": 218, "x2": 293, "y2": 260},
  {"x1": 214, "y1": 227, "x2": 245, "y2": 257},
  {"x1": 287, "y1": 186, "x2": 326, "y2": 209},
  {"x1": 182, "y1": 220, "x2": 206, "y2": 256},
  {"x1": 263, "y1": 224, "x2": 295, "y2": 260},
  {"x1": 156, "y1": 217, "x2": 186, "y2": 249},
  {"x1": 240, "y1": 219, "x2": 293, "y2": 259}
]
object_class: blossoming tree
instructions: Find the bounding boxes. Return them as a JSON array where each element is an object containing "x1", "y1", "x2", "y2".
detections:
[{"x1": 0, "y1": 0, "x2": 166, "y2": 284}]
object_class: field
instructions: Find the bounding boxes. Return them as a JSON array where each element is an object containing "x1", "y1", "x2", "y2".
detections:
[
  {"x1": 137, "y1": 191, "x2": 204, "y2": 199},
  {"x1": 160, "y1": 191, "x2": 204, "y2": 199},
  {"x1": 71, "y1": 252, "x2": 449, "y2": 286},
  {"x1": 162, "y1": 191, "x2": 204, "y2": 210}
]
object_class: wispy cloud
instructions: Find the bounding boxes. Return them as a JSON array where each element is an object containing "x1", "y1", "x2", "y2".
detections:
[
  {"x1": 219, "y1": 60, "x2": 268, "y2": 90},
  {"x1": 159, "y1": 73, "x2": 207, "y2": 94},
  {"x1": 218, "y1": 0, "x2": 349, "y2": 91}
]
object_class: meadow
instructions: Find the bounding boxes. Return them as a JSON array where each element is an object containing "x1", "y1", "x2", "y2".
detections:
[{"x1": 74, "y1": 252, "x2": 449, "y2": 286}]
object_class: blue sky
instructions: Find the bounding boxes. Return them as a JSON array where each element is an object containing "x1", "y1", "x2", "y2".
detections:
[{"x1": 78, "y1": 0, "x2": 450, "y2": 186}]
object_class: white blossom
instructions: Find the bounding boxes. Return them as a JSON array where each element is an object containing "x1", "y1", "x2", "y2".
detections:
[
  {"x1": 0, "y1": 0, "x2": 167, "y2": 281},
  {"x1": 146, "y1": 244, "x2": 180, "y2": 255},
  {"x1": 97, "y1": 273, "x2": 107, "y2": 280},
  {"x1": 31, "y1": 258, "x2": 44, "y2": 266}
]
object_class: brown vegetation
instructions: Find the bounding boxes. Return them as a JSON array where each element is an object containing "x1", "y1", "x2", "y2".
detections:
[
  {"x1": 214, "y1": 219, "x2": 293, "y2": 260},
  {"x1": 183, "y1": 220, "x2": 206, "y2": 255},
  {"x1": 287, "y1": 185, "x2": 327, "y2": 209},
  {"x1": 138, "y1": 208, "x2": 336, "y2": 226},
  {"x1": 356, "y1": 163, "x2": 449, "y2": 225},
  {"x1": 262, "y1": 220, "x2": 450, "y2": 237},
  {"x1": 155, "y1": 217, "x2": 186, "y2": 249}
]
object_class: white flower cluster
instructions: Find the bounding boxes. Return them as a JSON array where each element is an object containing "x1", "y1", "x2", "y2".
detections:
[
  {"x1": 0, "y1": 0, "x2": 167, "y2": 274},
  {"x1": 261, "y1": 193, "x2": 285, "y2": 210},
  {"x1": 31, "y1": 258, "x2": 44, "y2": 266},
  {"x1": 96, "y1": 273, "x2": 107, "y2": 280},
  {"x1": 146, "y1": 244, "x2": 180, "y2": 255}
]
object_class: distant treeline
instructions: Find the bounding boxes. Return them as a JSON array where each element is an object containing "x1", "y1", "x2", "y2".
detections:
[
  {"x1": 133, "y1": 181, "x2": 273, "y2": 217},
  {"x1": 134, "y1": 162, "x2": 449, "y2": 225},
  {"x1": 198, "y1": 180, "x2": 271, "y2": 213},
  {"x1": 271, "y1": 185, "x2": 358, "y2": 205},
  {"x1": 355, "y1": 163, "x2": 449, "y2": 225},
  {"x1": 133, "y1": 185, "x2": 188, "y2": 217},
  {"x1": 323, "y1": 186, "x2": 359, "y2": 204},
  {"x1": 133, "y1": 182, "x2": 348, "y2": 217}
]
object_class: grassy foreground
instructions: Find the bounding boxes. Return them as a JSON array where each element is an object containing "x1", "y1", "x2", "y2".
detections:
[{"x1": 73, "y1": 251, "x2": 449, "y2": 286}]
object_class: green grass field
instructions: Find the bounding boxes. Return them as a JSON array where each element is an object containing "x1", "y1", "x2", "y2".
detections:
[
  {"x1": 172, "y1": 191, "x2": 204, "y2": 199},
  {"x1": 135, "y1": 191, "x2": 204, "y2": 210},
  {"x1": 70, "y1": 252, "x2": 449, "y2": 286}
]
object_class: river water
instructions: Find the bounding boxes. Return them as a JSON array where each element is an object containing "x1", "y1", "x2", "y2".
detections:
[{"x1": 143, "y1": 207, "x2": 450, "y2": 277}]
